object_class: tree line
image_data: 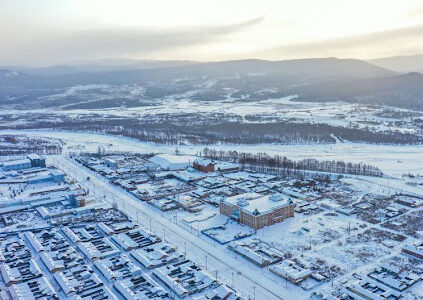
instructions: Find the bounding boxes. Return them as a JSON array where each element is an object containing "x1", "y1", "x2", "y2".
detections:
[
  {"x1": 10, "y1": 115, "x2": 423, "y2": 146},
  {"x1": 0, "y1": 135, "x2": 62, "y2": 156},
  {"x1": 199, "y1": 148, "x2": 383, "y2": 177}
]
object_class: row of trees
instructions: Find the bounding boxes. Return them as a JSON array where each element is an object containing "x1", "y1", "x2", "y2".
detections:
[
  {"x1": 0, "y1": 135, "x2": 63, "y2": 156},
  {"x1": 0, "y1": 145, "x2": 62, "y2": 156},
  {"x1": 200, "y1": 148, "x2": 383, "y2": 177},
  {"x1": 7, "y1": 112, "x2": 423, "y2": 145}
]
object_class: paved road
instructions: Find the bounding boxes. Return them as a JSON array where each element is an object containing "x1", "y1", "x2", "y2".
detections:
[{"x1": 51, "y1": 155, "x2": 292, "y2": 300}]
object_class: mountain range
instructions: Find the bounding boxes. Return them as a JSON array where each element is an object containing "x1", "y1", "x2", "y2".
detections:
[
  {"x1": 368, "y1": 54, "x2": 423, "y2": 73},
  {"x1": 1, "y1": 56, "x2": 423, "y2": 110}
]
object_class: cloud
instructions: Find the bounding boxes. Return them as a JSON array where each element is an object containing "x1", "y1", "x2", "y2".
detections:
[
  {"x1": 260, "y1": 24, "x2": 423, "y2": 59},
  {"x1": 410, "y1": 5, "x2": 423, "y2": 16},
  {"x1": 66, "y1": 17, "x2": 263, "y2": 54},
  {"x1": 0, "y1": 17, "x2": 263, "y2": 66}
]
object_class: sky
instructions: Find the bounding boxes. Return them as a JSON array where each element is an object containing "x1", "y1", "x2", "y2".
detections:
[{"x1": 1, "y1": 0, "x2": 423, "y2": 66}]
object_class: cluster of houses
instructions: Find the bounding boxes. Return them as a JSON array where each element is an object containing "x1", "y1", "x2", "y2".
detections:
[
  {"x1": 0, "y1": 234, "x2": 58, "y2": 299},
  {"x1": 2, "y1": 151, "x2": 423, "y2": 299},
  {"x1": 67, "y1": 152, "x2": 423, "y2": 299},
  {"x1": 331, "y1": 196, "x2": 410, "y2": 225},
  {"x1": 0, "y1": 156, "x2": 96, "y2": 237},
  {"x1": 0, "y1": 154, "x2": 247, "y2": 299},
  {"x1": 58, "y1": 217, "x2": 245, "y2": 299},
  {"x1": 349, "y1": 199, "x2": 406, "y2": 223},
  {"x1": 75, "y1": 153, "x2": 324, "y2": 233},
  {"x1": 314, "y1": 260, "x2": 423, "y2": 300},
  {"x1": 338, "y1": 263, "x2": 421, "y2": 300}
]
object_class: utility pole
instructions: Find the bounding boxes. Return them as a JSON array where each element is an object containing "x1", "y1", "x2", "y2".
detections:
[
  {"x1": 309, "y1": 236, "x2": 312, "y2": 251},
  {"x1": 205, "y1": 255, "x2": 208, "y2": 270}
]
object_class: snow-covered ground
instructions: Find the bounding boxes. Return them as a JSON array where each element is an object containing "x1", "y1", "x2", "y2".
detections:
[
  {"x1": 2, "y1": 129, "x2": 423, "y2": 178},
  {"x1": 52, "y1": 156, "x2": 297, "y2": 300},
  {"x1": 1, "y1": 92, "x2": 421, "y2": 135},
  {"x1": 50, "y1": 152, "x2": 423, "y2": 300}
]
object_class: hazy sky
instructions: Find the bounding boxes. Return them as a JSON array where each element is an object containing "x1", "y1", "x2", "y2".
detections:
[{"x1": 1, "y1": 0, "x2": 423, "y2": 66}]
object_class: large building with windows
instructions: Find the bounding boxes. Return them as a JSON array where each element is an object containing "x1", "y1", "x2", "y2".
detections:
[{"x1": 220, "y1": 193, "x2": 295, "y2": 229}]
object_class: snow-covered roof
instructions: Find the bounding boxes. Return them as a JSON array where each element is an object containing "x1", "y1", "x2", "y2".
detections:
[
  {"x1": 78, "y1": 238, "x2": 120, "y2": 260},
  {"x1": 50, "y1": 169, "x2": 65, "y2": 176},
  {"x1": 231, "y1": 243, "x2": 266, "y2": 265},
  {"x1": 94, "y1": 254, "x2": 141, "y2": 281},
  {"x1": 215, "y1": 161, "x2": 239, "y2": 171},
  {"x1": 345, "y1": 279, "x2": 402, "y2": 300},
  {"x1": 269, "y1": 260, "x2": 312, "y2": 282},
  {"x1": 9, "y1": 277, "x2": 57, "y2": 299},
  {"x1": 172, "y1": 169, "x2": 206, "y2": 182},
  {"x1": 114, "y1": 273, "x2": 167, "y2": 299},
  {"x1": 282, "y1": 188, "x2": 307, "y2": 199},
  {"x1": 403, "y1": 243, "x2": 423, "y2": 257},
  {"x1": 194, "y1": 158, "x2": 214, "y2": 166},
  {"x1": 223, "y1": 193, "x2": 293, "y2": 215},
  {"x1": 149, "y1": 154, "x2": 195, "y2": 170},
  {"x1": 27, "y1": 154, "x2": 43, "y2": 160},
  {"x1": 3, "y1": 159, "x2": 31, "y2": 167},
  {"x1": 130, "y1": 243, "x2": 179, "y2": 269}
]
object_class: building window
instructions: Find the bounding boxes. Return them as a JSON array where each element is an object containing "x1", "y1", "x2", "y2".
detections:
[{"x1": 232, "y1": 208, "x2": 240, "y2": 220}]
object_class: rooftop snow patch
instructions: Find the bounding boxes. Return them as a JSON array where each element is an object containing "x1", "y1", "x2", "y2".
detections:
[
  {"x1": 224, "y1": 193, "x2": 293, "y2": 215},
  {"x1": 149, "y1": 154, "x2": 195, "y2": 170}
]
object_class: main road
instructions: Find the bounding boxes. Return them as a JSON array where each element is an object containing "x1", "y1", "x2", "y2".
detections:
[{"x1": 50, "y1": 155, "x2": 303, "y2": 300}]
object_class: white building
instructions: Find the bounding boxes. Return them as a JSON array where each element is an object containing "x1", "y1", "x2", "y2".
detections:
[{"x1": 149, "y1": 154, "x2": 195, "y2": 170}]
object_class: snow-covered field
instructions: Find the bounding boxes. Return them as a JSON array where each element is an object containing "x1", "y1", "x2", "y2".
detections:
[
  {"x1": 2, "y1": 130, "x2": 422, "y2": 299},
  {"x1": 2, "y1": 129, "x2": 423, "y2": 177},
  {"x1": 1, "y1": 92, "x2": 421, "y2": 136}
]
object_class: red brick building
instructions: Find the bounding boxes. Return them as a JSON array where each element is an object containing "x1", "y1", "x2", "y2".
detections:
[
  {"x1": 220, "y1": 193, "x2": 295, "y2": 230},
  {"x1": 193, "y1": 159, "x2": 215, "y2": 173}
]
